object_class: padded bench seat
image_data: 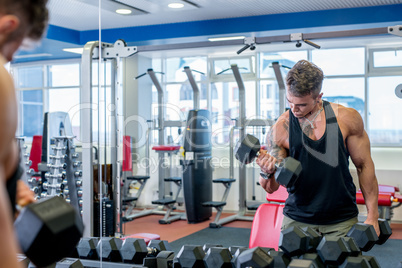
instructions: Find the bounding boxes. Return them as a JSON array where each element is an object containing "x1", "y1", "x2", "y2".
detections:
[
  {"x1": 122, "y1": 197, "x2": 138, "y2": 203},
  {"x1": 202, "y1": 201, "x2": 226, "y2": 208},
  {"x1": 152, "y1": 198, "x2": 177, "y2": 205},
  {"x1": 126, "y1": 175, "x2": 150, "y2": 181}
]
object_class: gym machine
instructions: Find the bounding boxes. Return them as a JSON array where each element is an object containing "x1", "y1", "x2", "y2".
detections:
[
  {"x1": 207, "y1": 64, "x2": 275, "y2": 228},
  {"x1": 81, "y1": 40, "x2": 138, "y2": 237},
  {"x1": 123, "y1": 68, "x2": 186, "y2": 224}
]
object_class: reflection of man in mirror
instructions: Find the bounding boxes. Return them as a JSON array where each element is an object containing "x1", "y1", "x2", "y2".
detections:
[
  {"x1": 257, "y1": 60, "x2": 380, "y2": 238},
  {"x1": 0, "y1": 0, "x2": 48, "y2": 266}
]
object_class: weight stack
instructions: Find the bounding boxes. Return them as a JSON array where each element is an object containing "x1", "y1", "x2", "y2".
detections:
[
  {"x1": 93, "y1": 199, "x2": 114, "y2": 237},
  {"x1": 181, "y1": 109, "x2": 212, "y2": 223}
]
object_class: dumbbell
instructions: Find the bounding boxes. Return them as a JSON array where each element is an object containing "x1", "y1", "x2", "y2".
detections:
[
  {"x1": 176, "y1": 244, "x2": 235, "y2": 268},
  {"x1": 120, "y1": 238, "x2": 172, "y2": 264},
  {"x1": 346, "y1": 219, "x2": 392, "y2": 251},
  {"x1": 279, "y1": 226, "x2": 322, "y2": 257},
  {"x1": 14, "y1": 196, "x2": 84, "y2": 267},
  {"x1": 236, "y1": 247, "x2": 274, "y2": 268},
  {"x1": 234, "y1": 134, "x2": 302, "y2": 188}
]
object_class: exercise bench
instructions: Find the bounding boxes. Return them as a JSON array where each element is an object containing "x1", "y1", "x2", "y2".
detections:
[
  {"x1": 151, "y1": 145, "x2": 185, "y2": 224},
  {"x1": 356, "y1": 184, "x2": 401, "y2": 221},
  {"x1": 121, "y1": 136, "x2": 150, "y2": 221},
  {"x1": 249, "y1": 186, "x2": 288, "y2": 250},
  {"x1": 202, "y1": 178, "x2": 236, "y2": 228}
]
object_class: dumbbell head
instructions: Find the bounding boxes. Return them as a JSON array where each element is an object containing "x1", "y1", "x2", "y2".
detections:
[
  {"x1": 341, "y1": 237, "x2": 361, "y2": 257},
  {"x1": 316, "y1": 236, "x2": 350, "y2": 266},
  {"x1": 377, "y1": 219, "x2": 392, "y2": 245},
  {"x1": 288, "y1": 259, "x2": 316, "y2": 268},
  {"x1": 148, "y1": 240, "x2": 172, "y2": 254},
  {"x1": 339, "y1": 256, "x2": 371, "y2": 268},
  {"x1": 362, "y1": 256, "x2": 380, "y2": 268},
  {"x1": 236, "y1": 247, "x2": 273, "y2": 268},
  {"x1": 300, "y1": 253, "x2": 325, "y2": 268},
  {"x1": 346, "y1": 223, "x2": 378, "y2": 252},
  {"x1": 176, "y1": 245, "x2": 205, "y2": 267},
  {"x1": 279, "y1": 226, "x2": 310, "y2": 257},
  {"x1": 76, "y1": 237, "x2": 99, "y2": 260},
  {"x1": 156, "y1": 251, "x2": 175, "y2": 268},
  {"x1": 235, "y1": 134, "x2": 261, "y2": 164},
  {"x1": 230, "y1": 246, "x2": 248, "y2": 266},
  {"x1": 275, "y1": 157, "x2": 302, "y2": 188},
  {"x1": 203, "y1": 247, "x2": 232, "y2": 268},
  {"x1": 14, "y1": 196, "x2": 84, "y2": 267},
  {"x1": 96, "y1": 237, "x2": 123, "y2": 262},
  {"x1": 300, "y1": 227, "x2": 322, "y2": 252},
  {"x1": 120, "y1": 238, "x2": 148, "y2": 264},
  {"x1": 268, "y1": 250, "x2": 292, "y2": 267}
]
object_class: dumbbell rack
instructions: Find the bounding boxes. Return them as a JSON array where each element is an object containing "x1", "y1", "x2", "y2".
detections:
[
  {"x1": 16, "y1": 137, "x2": 31, "y2": 183},
  {"x1": 41, "y1": 136, "x2": 83, "y2": 214},
  {"x1": 16, "y1": 137, "x2": 43, "y2": 197}
]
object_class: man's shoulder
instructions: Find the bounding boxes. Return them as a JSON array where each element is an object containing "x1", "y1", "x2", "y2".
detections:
[{"x1": 328, "y1": 102, "x2": 363, "y2": 135}]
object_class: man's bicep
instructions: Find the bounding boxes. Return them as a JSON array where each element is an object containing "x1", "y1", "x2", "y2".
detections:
[
  {"x1": 266, "y1": 120, "x2": 289, "y2": 161},
  {"x1": 348, "y1": 129, "x2": 372, "y2": 170}
]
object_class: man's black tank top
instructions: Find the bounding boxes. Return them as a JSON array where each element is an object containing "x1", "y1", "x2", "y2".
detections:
[{"x1": 284, "y1": 100, "x2": 358, "y2": 224}]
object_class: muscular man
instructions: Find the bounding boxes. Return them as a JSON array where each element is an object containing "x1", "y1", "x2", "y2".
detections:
[
  {"x1": 257, "y1": 60, "x2": 380, "y2": 237},
  {"x1": 0, "y1": 0, "x2": 48, "y2": 266}
]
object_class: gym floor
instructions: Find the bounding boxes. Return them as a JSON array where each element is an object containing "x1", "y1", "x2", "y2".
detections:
[{"x1": 123, "y1": 212, "x2": 402, "y2": 243}]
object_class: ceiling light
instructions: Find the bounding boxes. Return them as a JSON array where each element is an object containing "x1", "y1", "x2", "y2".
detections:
[
  {"x1": 14, "y1": 53, "x2": 52, "y2": 59},
  {"x1": 208, "y1": 36, "x2": 245, "y2": 42},
  {"x1": 63, "y1": 48, "x2": 84, "y2": 54},
  {"x1": 168, "y1": 3, "x2": 184, "y2": 9},
  {"x1": 116, "y1": 8, "x2": 132, "y2": 15}
]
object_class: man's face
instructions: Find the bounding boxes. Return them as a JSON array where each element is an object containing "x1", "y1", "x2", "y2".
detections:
[{"x1": 286, "y1": 91, "x2": 321, "y2": 118}]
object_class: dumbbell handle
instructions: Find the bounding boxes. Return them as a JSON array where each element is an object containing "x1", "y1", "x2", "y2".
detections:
[
  {"x1": 256, "y1": 150, "x2": 283, "y2": 179},
  {"x1": 147, "y1": 246, "x2": 160, "y2": 257}
]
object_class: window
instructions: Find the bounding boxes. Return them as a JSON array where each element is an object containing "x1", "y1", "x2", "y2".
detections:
[
  {"x1": 210, "y1": 81, "x2": 256, "y2": 144},
  {"x1": 322, "y1": 78, "x2": 365, "y2": 118},
  {"x1": 211, "y1": 56, "x2": 255, "y2": 80},
  {"x1": 13, "y1": 61, "x2": 83, "y2": 141},
  {"x1": 48, "y1": 64, "x2": 80, "y2": 87},
  {"x1": 373, "y1": 50, "x2": 402, "y2": 68},
  {"x1": 17, "y1": 66, "x2": 43, "y2": 88},
  {"x1": 18, "y1": 90, "x2": 43, "y2": 137},
  {"x1": 48, "y1": 88, "x2": 80, "y2": 138},
  {"x1": 369, "y1": 48, "x2": 402, "y2": 73},
  {"x1": 368, "y1": 76, "x2": 402, "y2": 145},
  {"x1": 166, "y1": 57, "x2": 207, "y2": 82},
  {"x1": 259, "y1": 80, "x2": 280, "y2": 119},
  {"x1": 312, "y1": 48, "x2": 365, "y2": 76},
  {"x1": 259, "y1": 51, "x2": 307, "y2": 79}
]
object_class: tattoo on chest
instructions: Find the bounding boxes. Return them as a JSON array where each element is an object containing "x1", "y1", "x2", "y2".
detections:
[{"x1": 301, "y1": 124, "x2": 314, "y2": 138}]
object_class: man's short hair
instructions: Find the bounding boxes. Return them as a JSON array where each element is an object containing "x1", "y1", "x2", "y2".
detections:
[
  {"x1": 0, "y1": 0, "x2": 48, "y2": 40},
  {"x1": 286, "y1": 60, "x2": 324, "y2": 98}
]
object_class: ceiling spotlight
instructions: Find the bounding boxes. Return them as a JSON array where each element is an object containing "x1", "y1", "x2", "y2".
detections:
[
  {"x1": 116, "y1": 9, "x2": 132, "y2": 15},
  {"x1": 168, "y1": 3, "x2": 184, "y2": 9}
]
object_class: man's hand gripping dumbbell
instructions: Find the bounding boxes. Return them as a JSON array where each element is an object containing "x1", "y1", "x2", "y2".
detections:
[{"x1": 234, "y1": 134, "x2": 302, "y2": 188}]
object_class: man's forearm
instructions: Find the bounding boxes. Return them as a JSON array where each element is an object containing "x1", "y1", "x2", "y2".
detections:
[
  {"x1": 259, "y1": 175, "x2": 280, "y2": 194},
  {"x1": 358, "y1": 166, "x2": 379, "y2": 221}
]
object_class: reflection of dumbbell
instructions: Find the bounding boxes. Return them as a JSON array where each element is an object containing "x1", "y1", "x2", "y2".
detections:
[
  {"x1": 346, "y1": 218, "x2": 392, "y2": 251},
  {"x1": 120, "y1": 238, "x2": 172, "y2": 264},
  {"x1": 234, "y1": 134, "x2": 302, "y2": 188},
  {"x1": 15, "y1": 196, "x2": 84, "y2": 267}
]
